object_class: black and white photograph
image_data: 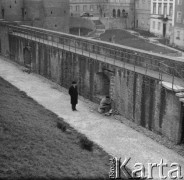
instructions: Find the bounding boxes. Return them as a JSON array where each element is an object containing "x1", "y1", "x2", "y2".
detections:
[{"x1": 0, "y1": 0, "x2": 184, "y2": 179}]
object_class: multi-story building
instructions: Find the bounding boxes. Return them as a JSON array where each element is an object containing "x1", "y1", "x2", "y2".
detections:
[
  {"x1": 150, "y1": 0, "x2": 175, "y2": 37},
  {"x1": 0, "y1": 0, "x2": 69, "y2": 33},
  {"x1": 108, "y1": 0, "x2": 135, "y2": 29},
  {"x1": 70, "y1": 0, "x2": 109, "y2": 17},
  {"x1": 135, "y1": 0, "x2": 151, "y2": 30},
  {"x1": 108, "y1": 0, "x2": 134, "y2": 17},
  {"x1": 170, "y1": 0, "x2": 184, "y2": 48}
]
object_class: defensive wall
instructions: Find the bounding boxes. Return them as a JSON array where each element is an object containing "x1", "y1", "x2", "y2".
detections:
[
  {"x1": 1, "y1": 21, "x2": 184, "y2": 144},
  {"x1": 0, "y1": 0, "x2": 69, "y2": 33}
]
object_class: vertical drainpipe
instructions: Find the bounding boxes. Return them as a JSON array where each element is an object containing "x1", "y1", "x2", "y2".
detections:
[
  {"x1": 133, "y1": 0, "x2": 136, "y2": 29},
  {"x1": 171, "y1": 0, "x2": 175, "y2": 46},
  {"x1": 171, "y1": 1, "x2": 176, "y2": 47}
]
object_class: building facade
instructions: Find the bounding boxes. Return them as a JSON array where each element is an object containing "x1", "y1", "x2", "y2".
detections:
[
  {"x1": 171, "y1": 0, "x2": 184, "y2": 48},
  {"x1": 0, "y1": 0, "x2": 69, "y2": 33},
  {"x1": 1, "y1": 0, "x2": 23, "y2": 21},
  {"x1": 135, "y1": 0, "x2": 151, "y2": 30},
  {"x1": 108, "y1": 0, "x2": 135, "y2": 29},
  {"x1": 150, "y1": 0, "x2": 175, "y2": 37},
  {"x1": 70, "y1": 0, "x2": 109, "y2": 17}
]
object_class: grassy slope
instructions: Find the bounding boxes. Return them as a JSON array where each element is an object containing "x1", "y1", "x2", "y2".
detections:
[
  {"x1": 0, "y1": 77, "x2": 110, "y2": 180},
  {"x1": 100, "y1": 29, "x2": 176, "y2": 54}
]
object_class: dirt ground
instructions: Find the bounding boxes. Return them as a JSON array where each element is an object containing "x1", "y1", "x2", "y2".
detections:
[{"x1": 0, "y1": 77, "x2": 111, "y2": 180}]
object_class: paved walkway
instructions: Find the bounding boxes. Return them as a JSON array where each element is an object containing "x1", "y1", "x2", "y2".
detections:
[{"x1": 0, "y1": 57, "x2": 184, "y2": 179}]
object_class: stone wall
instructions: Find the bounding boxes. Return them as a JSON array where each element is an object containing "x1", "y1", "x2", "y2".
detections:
[
  {"x1": 42, "y1": 0, "x2": 69, "y2": 33},
  {"x1": 1, "y1": 0, "x2": 23, "y2": 21},
  {"x1": 0, "y1": 0, "x2": 69, "y2": 33},
  {"x1": 7, "y1": 31, "x2": 184, "y2": 144},
  {"x1": 0, "y1": 24, "x2": 10, "y2": 56}
]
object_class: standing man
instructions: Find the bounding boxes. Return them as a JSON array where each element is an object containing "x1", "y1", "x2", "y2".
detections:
[{"x1": 69, "y1": 81, "x2": 78, "y2": 111}]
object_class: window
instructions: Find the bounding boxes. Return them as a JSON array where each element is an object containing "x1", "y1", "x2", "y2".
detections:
[
  {"x1": 2, "y1": 8, "x2": 4, "y2": 19},
  {"x1": 176, "y1": 11, "x2": 182, "y2": 23},
  {"x1": 158, "y1": 22, "x2": 161, "y2": 30},
  {"x1": 76, "y1": 5, "x2": 79, "y2": 12},
  {"x1": 163, "y1": 3, "x2": 167, "y2": 15},
  {"x1": 169, "y1": 3, "x2": 173, "y2": 16},
  {"x1": 136, "y1": 1, "x2": 139, "y2": 8},
  {"x1": 169, "y1": 23, "x2": 172, "y2": 32},
  {"x1": 158, "y1": 3, "x2": 162, "y2": 15},
  {"x1": 153, "y1": 3, "x2": 156, "y2": 14},
  {"x1": 90, "y1": 5, "x2": 94, "y2": 11},
  {"x1": 21, "y1": 8, "x2": 24, "y2": 18},
  {"x1": 83, "y1": 5, "x2": 87, "y2": 11},
  {"x1": 178, "y1": 0, "x2": 182, "y2": 5},
  {"x1": 176, "y1": 31, "x2": 180, "y2": 39},
  {"x1": 152, "y1": 21, "x2": 155, "y2": 29}
]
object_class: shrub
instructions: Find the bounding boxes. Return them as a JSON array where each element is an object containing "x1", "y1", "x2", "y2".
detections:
[
  {"x1": 57, "y1": 121, "x2": 66, "y2": 132},
  {"x1": 79, "y1": 136, "x2": 93, "y2": 151}
]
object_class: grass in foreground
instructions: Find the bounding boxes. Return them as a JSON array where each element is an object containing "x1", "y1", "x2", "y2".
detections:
[{"x1": 0, "y1": 77, "x2": 110, "y2": 180}]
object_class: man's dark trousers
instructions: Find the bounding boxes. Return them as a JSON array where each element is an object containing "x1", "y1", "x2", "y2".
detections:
[
  {"x1": 72, "y1": 104, "x2": 77, "y2": 111},
  {"x1": 69, "y1": 85, "x2": 78, "y2": 111}
]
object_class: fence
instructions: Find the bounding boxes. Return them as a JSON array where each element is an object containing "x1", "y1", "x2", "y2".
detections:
[{"x1": 6, "y1": 23, "x2": 184, "y2": 91}]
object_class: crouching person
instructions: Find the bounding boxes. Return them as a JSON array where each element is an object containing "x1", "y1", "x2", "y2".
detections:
[{"x1": 98, "y1": 96, "x2": 112, "y2": 114}]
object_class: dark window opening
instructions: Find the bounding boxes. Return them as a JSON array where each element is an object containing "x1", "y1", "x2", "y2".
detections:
[
  {"x1": 51, "y1": 11, "x2": 53, "y2": 14},
  {"x1": 2, "y1": 9, "x2": 4, "y2": 19},
  {"x1": 122, "y1": 9, "x2": 125, "y2": 16},
  {"x1": 0, "y1": 39, "x2": 1, "y2": 53},
  {"x1": 15, "y1": 1, "x2": 16, "y2": 3},
  {"x1": 21, "y1": 8, "x2": 24, "y2": 18},
  {"x1": 117, "y1": 9, "x2": 121, "y2": 17},
  {"x1": 64, "y1": 10, "x2": 66, "y2": 14},
  {"x1": 10, "y1": 5, "x2": 11, "y2": 8},
  {"x1": 112, "y1": 9, "x2": 116, "y2": 18},
  {"x1": 55, "y1": 24, "x2": 57, "y2": 27}
]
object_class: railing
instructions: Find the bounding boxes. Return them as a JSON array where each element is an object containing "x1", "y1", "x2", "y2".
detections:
[{"x1": 7, "y1": 24, "x2": 184, "y2": 90}]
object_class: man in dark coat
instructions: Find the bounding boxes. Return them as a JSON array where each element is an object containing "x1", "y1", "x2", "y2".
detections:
[{"x1": 69, "y1": 81, "x2": 78, "y2": 111}]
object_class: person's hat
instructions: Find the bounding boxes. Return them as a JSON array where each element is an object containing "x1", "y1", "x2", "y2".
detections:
[{"x1": 72, "y1": 81, "x2": 77, "y2": 84}]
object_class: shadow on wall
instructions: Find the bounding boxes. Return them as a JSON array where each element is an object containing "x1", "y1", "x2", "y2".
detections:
[{"x1": 23, "y1": 46, "x2": 31, "y2": 66}]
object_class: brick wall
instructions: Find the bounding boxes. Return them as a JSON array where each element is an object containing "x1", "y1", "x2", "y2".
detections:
[
  {"x1": 1, "y1": 0, "x2": 23, "y2": 21},
  {"x1": 7, "y1": 31, "x2": 184, "y2": 144},
  {"x1": 0, "y1": 0, "x2": 69, "y2": 33}
]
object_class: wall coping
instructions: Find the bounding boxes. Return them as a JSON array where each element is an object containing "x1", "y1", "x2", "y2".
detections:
[
  {"x1": 21, "y1": 25, "x2": 184, "y2": 63},
  {"x1": 0, "y1": 20, "x2": 183, "y2": 63}
]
